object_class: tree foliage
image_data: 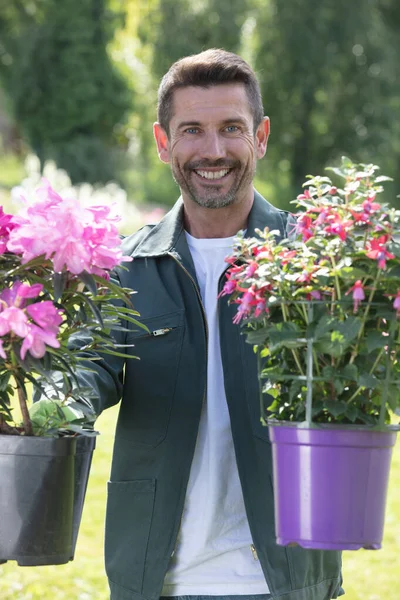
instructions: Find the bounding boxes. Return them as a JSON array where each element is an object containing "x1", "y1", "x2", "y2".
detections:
[
  {"x1": 1, "y1": 0, "x2": 400, "y2": 206},
  {"x1": 1, "y1": 0, "x2": 132, "y2": 184}
]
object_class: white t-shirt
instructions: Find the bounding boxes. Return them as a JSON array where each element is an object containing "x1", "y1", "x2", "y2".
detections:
[{"x1": 161, "y1": 232, "x2": 269, "y2": 596}]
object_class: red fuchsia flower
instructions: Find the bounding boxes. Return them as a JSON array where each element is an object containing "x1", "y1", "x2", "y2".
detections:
[
  {"x1": 252, "y1": 244, "x2": 274, "y2": 260},
  {"x1": 295, "y1": 213, "x2": 314, "y2": 241},
  {"x1": 245, "y1": 261, "x2": 258, "y2": 277},
  {"x1": 232, "y1": 287, "x2": 257, "y2": 324},
  {"x1": 346, "y1": 280, "x2": 365, "y2": 312},
  {"x1": 306, "y1": 290, "x2": 322, "y2": 301},
  {"x1": 365, "y1": 235, "x2": 395, "y2": 269},
  {"x1": 297, "y1": 189, "x2": 312, "y2": 201},
  {"x1": 7, "y1": 179, "x2": 132, "y2": 277},
  {"x1": 219, "y1": 277, "x2": 237, "y2": 297},
  {"x1": 279, "y1": 249, "x2": 297, "y2": 266},
  {"x1": 393, "y1": 291, "x2": 400, "y2": 317},
  {"x1": 323, "y1": 212, "x2": 353, "y2": 241},
  {"x1": 350, "y1": 197, "x2": 381, "y2": 224}
]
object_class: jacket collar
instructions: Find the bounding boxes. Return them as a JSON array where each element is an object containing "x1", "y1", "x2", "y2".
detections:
[{"x1": 132, "y1": 189, "x2": 287, "y2": 260}]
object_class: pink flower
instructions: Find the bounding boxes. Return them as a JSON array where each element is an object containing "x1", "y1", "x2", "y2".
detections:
[
  {"x1": 346, "y1": 280, "x2": 365, "y2": 312},
  {"x1": 393, "y1": 291, "x2": 400, "y2": 317},
  {"x1": 26, "y1": 301, "x2": 63, "y2": 333},
  {"x1": 219, "y1": 278, "x2": 237, "y2": 297},
  {"x1": 0, "y1": 306, "x2": 29, "y2": 337},
  {"x1": 0, "y1": 207, "x2": 15, "y2": 255},
  {"x1": 297, "y1": 189, "x2": 312, "y2": 201},
  {"x1": 233, "y1": 287, "x2": 257, "y2": 323},
  {"x1": 20, "y1": 324, "x2": 60, "y2": 360},
  {"x1": 279, "y1": 249, "x2": 297, "y2": 266},
  {"x1": 365, "y1": 235, "x2": 394, "y2": 269},
  {"x1": 295, "y1": 214, "x2": 314, "y2": 241},
  {"x1": 7, "y1": 180, "x2": 131, "y2": 276},
  {"x1": 324, "y1": 213, "x2": 353, "y2": 241}
]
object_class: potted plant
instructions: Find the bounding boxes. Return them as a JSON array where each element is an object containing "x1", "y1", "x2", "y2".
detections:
[
  {"x1": 0, "y1": 180, "x2": 143, "y2": 565},
  {"x1": 223, "y1": 157, "x2": 400, "y2": 551}
]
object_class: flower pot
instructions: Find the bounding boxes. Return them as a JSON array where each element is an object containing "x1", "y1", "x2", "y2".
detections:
[
  {"x1": 268, "y1": 422, "x2": 398, "y2": 550},
  {"x1": 0, "y1": 434, "x2": 96, "y2": 565}
]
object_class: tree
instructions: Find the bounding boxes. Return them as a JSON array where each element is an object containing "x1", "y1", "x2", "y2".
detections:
[
  {"x1": 253, "y1": 0, "x2": 400, "y2": 206},
  {"x1": 1, "y1": 0, "x2": 132, "y2": 184}
]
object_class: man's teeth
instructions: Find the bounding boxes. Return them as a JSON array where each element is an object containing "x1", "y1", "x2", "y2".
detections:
[{"x1": 195, "y1": 169, "x2": 230, "y2": 180}]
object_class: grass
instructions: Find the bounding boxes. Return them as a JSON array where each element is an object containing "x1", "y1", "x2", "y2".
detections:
[{"x1": 0, "y1": 406, "x2": 399, "y2": 599}]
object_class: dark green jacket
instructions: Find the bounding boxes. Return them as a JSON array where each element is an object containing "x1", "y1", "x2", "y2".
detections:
[{"x1": 77, "y1": 191, "x2": 344, "y2": 600}]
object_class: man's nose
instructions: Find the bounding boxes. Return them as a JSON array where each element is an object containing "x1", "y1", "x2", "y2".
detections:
[{"x1": 201, "y1": 131, "x2": 226, "y2": 160}]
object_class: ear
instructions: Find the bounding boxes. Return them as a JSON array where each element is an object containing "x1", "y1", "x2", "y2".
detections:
[
  {"x1": 255, "y1": 116, "x2": 270, "y2": 159},
  {"x1": 153, "y1": 122, "x2": 170, "y2": 164}
]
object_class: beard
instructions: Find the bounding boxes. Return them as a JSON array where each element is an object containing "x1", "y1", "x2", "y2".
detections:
[{"x1": 171, "y1": 158, "x2": 256, "y2": 209}]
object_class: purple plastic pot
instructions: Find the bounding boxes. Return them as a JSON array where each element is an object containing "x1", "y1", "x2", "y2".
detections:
[{"x1": 268, "y1": 422, "x2": 398, "y2": 550}]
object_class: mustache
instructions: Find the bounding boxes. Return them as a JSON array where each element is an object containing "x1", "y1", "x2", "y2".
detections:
[{"x1": 185, "y1": 159, "x2": 240, "y2": 170}]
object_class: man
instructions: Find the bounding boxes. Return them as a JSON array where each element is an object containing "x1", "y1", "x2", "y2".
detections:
[{"x1": 75, "y1": 49, "x2": 344, "y2": 600}]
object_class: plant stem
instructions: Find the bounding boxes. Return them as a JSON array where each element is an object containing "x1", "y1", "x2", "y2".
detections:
[
  {"x1": 349, "y1": 270, "x2": 381, "y2": 364},
  {"x1": 281, "y1": 301, "x2": 305, "y2": 376},
  {"x1": 0, "y1": 414, "x2": 18, "y2": 435},
  {"x1": 330, "y1": 256, "x2": 341, "y2": 300},
  {"x1": 17, "y1": 385, "x2": 33, "y2": 436}
]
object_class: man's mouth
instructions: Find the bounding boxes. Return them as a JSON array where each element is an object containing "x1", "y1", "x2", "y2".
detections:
[{"x1": 194, "y1": 168, "x2": 232, "y2": 180}]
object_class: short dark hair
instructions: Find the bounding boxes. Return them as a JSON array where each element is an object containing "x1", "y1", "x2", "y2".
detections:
[{"x1": 157, "y1": 48, "x2": 264, "y2": 136}]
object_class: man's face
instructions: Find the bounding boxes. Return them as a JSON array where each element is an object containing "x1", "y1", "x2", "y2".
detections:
[{"x1": 154, "y1": 84, "x2": 269, "y2": 209}]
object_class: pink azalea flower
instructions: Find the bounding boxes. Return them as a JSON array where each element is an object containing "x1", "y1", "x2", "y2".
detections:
[
  {"x1": 0, "y1": 306, "x2": 29, "y2": 337},
  {"x1": 20, "y1": 324, "x2": 60, "y2": 360},
  {"x1": 0, "y1": 207, "x2": 15, "y2": 255},
  {"x1": 7, "y1": 180, "x2": 131, "y2": 276},
  {"x1": 346, "y1": 280, "x2": 365, "y2": 312},
  {"x1": 26, "y1": 301, "x2": 63, "y2": 333}
]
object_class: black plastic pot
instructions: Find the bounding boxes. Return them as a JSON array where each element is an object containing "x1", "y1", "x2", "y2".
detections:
[{"x1": 0, "y1": 434, "x2": 96, "y2": 566}]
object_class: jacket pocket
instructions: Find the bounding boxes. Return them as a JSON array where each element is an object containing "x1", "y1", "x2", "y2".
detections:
[
  {"x1": 105, "y1": 479, "x2": 155, "y2": 593},
  {"x1": 121, "y1": 311, "x2": 184, "y2": 447}
]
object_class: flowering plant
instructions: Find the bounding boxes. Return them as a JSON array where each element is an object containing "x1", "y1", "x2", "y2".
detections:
[
  {"x1": 224, "y1": 158, "x2": 400, "y2": 427},
  {"x1": 0, "y1": 180, "x2": 142, "y2": 437}
]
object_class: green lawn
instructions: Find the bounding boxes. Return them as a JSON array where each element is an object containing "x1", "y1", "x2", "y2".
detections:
[{"x1": 1, "y1": 406, "x2": 399, "y2": 599}]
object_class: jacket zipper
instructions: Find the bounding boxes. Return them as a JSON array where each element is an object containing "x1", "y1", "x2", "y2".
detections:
[
  {"x1": 167, "y1": 252, "x2": 209, "y2": 558},
  {"x1": 218, "y1": 265, "x2": 263, "y2": 567}
]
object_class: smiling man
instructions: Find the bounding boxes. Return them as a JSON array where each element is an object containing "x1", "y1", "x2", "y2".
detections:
[{"x1": 69, "y1": 49, "x2": 344, "y2": 600}]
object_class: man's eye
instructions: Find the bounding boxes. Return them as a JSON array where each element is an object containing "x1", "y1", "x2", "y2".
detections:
[
  {"x1": 225, "y1": 125, "x2": 239, "y2": 133},
  {"x1": 185, "y1": 128, "x2": 199, "y2": 134}
]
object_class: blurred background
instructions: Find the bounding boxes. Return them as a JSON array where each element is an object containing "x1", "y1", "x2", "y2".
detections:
[
  {"x1": 1, "y1": 0, "x2": 400, "y2": 216},
  {"x1": 0, "y1": 1, "x2": 399, "y2": 598}
]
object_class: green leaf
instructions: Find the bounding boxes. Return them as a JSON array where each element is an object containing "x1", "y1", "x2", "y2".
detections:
[
  {"x1": 358, "y1": 373, "x2": 379, "y2": 388},
  {"x1": 314, "y1": 316, "x2": 336, "y2": 340},
  {"x1": 340, "y1": 364, "x2": 358, "y2": 381},
  {"x1": 325, "y1": 400, "x2": 347, "y2": 417},
  {"x1": 53, "y1": 272, "x2": 68, "y2": 302},
  {"x1": 337, "y1": 317, "x2": 362, "y2": 343},
  {"x1": 268, "y1": 322, "x2": 305, "y2": 351},
  {"x1": 345, "y1": 405, "x2": 358, "y2": 422},
  {"x1": 245, "y1": 329, "x2": 268, "y2": 345},
  {"x1": 78, "y1": 271, "x2": 98, "y2": 296},
  {"x1": 366, "y1": 331, "x2": 385, "y2": 353}
]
